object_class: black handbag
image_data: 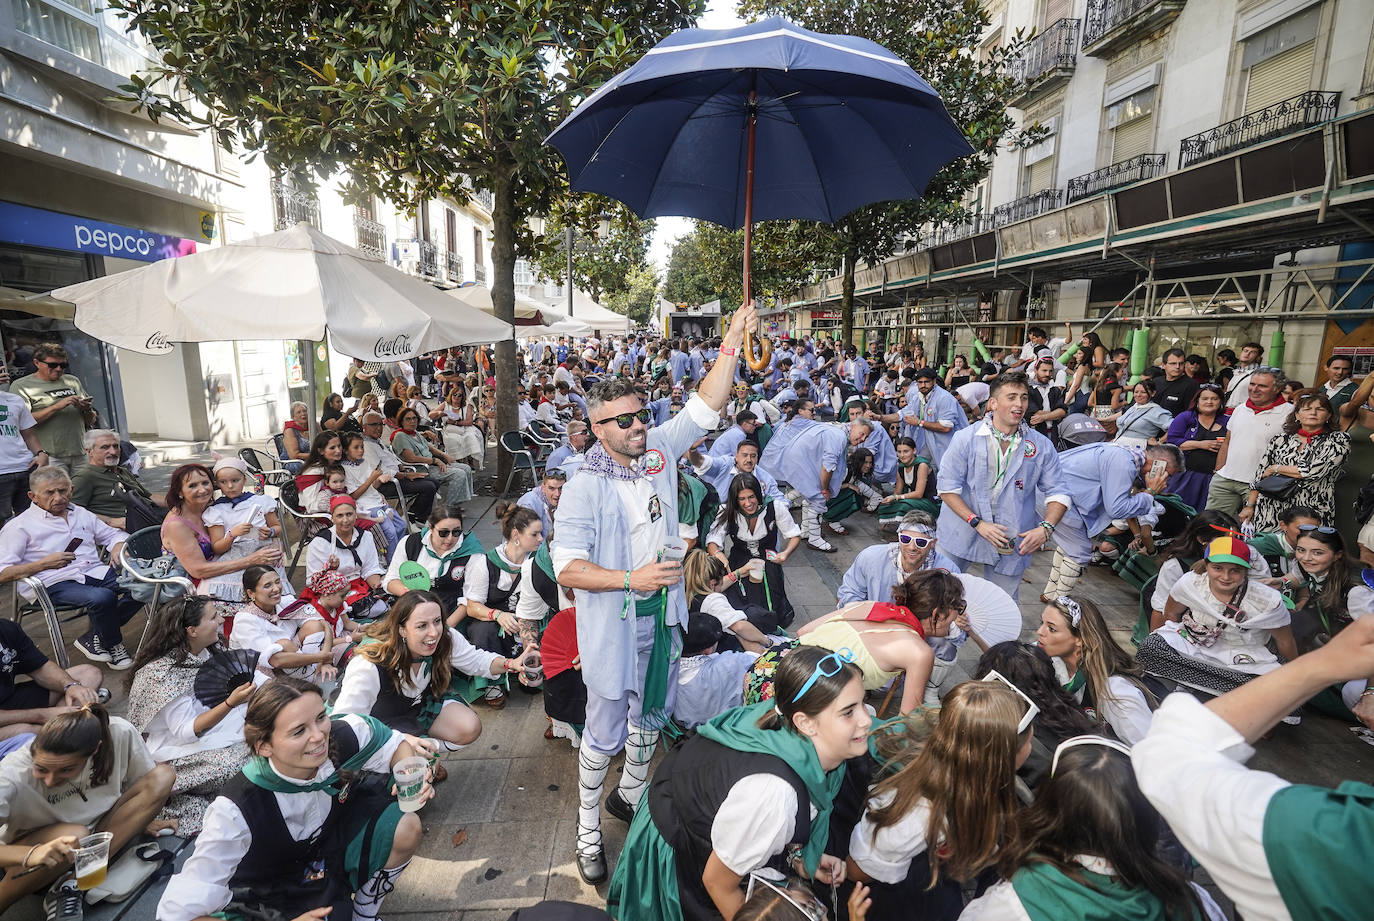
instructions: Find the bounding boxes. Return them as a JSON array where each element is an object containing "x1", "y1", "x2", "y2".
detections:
[{"x1": 1255, "y1": 473, "x2": 1298, "y2": 499}]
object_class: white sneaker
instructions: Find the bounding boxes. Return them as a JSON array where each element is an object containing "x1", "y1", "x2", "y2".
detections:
[
  {"x1": 808, "y1": 535, "x2": 835, "y2": 552},
  {"x1": 106, "y1": 643, "x2": 133, "y2": 671}
]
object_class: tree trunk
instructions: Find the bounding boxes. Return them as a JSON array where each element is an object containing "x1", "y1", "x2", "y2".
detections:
[
  {"x1": 490, "y1": 169, "x2": 519, "y2": 492},
  {"x1": 839, "y1": 245, "x2": 858, "y2": 349}
]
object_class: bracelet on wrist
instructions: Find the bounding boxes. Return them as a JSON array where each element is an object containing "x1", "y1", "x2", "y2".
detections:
[
  {"x1": 23, "y1": 844, "x2": 40, "y2": 868},
  {"x1": 1361, "y1": 687, "x2": 1374, "y2": 699},
  {"x1": 1039, "y1": 520, "x2": 1055, "y2": 533},
  {"x1": 623, "y1": 569, "x2": 631, "y2": 592}
]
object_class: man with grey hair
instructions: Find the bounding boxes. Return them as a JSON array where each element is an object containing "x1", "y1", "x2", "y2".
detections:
[
  {"x1": 1207, "y1": 367, "x2": 1292, "y2": 518},
  {"x1": 0, "y1": 466, "x2": 139, "y2": 668},
  {"x1": 359, "y1": 410, "x2": 437, "y2": 520},
  {"x1": 551, "y1": 303, "x2": 756, "y2": 883},
  {"x1": 544, "y1": 419, "x2": 588, "y2": 474},
  {"x1": 70, "y1": 429, "x2": 164, "y2": 530},
  {"x1": 1044, "y1": 442, "x2": 1182, "y2": 599},
  {"x1": 836, "y1": 509, "x2": 962, "y2": 605}
]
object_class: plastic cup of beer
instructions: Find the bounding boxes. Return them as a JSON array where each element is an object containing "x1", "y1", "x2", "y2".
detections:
[
  {"x1": 392, "y1": 755, "x2": 429, "y2": 813},
  {"x1": 748, "y1": 559, "x2": 765, "y2": 582},
  {"x1": 73, "y1": 832, "x2": 113, "y2": 891}
]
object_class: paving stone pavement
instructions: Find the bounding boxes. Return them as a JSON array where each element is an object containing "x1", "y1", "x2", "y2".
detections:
[{"x1": 10, "y1": 456, "x2": 1373, "y2": 921}]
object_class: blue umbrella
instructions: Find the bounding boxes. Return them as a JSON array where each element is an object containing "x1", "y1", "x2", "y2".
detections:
[{"x1": 546, "y1": 16, "x2": 974, "y2": 308}]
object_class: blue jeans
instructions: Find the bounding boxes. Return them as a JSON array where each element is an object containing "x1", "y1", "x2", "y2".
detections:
[{"x1": 46, "y1": 571, "x2": 143, "y2": 648}]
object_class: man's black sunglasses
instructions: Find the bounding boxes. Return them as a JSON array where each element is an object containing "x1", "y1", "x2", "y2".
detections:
[
  {"x1": 595, "y1": 408, "x2": 652, "y2": 428},
  {"x1": 38, "y1": 360, "x2": 69, "y2": 370}
]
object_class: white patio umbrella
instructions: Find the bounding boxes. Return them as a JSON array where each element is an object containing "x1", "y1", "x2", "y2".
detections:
[
  {"x1": 566, "y1": 292, "x2": 632, "y2": 335},
  {"x1": 50, "y1": 223, "x2": 513, "y2": 358},
  {"x1": 520, "y1": 314, "x2": 593, "y2": 339},
  {"x1": 446, "y1": 284, "x2": 560, "y2": 325}
]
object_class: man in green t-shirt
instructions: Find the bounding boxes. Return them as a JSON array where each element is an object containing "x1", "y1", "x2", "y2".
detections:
[
  {"x1": 69, "y1": 429, "x2": 164, "y2": 531},
  {"x1": 9, "y1": 343, "x2": 97, "y2": 470}
]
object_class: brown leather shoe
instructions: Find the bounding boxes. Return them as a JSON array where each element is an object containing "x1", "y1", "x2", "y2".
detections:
[{"x1": 431, "y1": 763, "x2": 448, "y2": 783}]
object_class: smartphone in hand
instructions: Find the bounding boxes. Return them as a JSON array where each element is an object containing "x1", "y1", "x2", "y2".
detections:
[{"x1": 65, "y1": 538, "x2": 83, "y2": 553}]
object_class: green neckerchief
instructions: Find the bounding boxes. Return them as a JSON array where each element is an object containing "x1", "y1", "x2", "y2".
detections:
[
  {"x1": 426, "y1": 529, "x2": 482, "y2": 563},
  {"x1": 1262, "y1": 780, "x2": 1374, "y2": 921},
  {"x1": 1012, "y1": 861, "x2": 1202, "y2": 921},
  {"x1": 241, "y1": 713, "x2": 392, "y2": 794},
  {"x1": 696, "y1": 701, "x2": 845, "y2": 876},
  {"x1": 533, "y1": 541, "x2": 556, "y2": 582},
  {"x1": 485, "y1": 546, "x2": 521, "y2": 575},
  {"x1": 1063, "y1": 665, "x2": 1087, "y2": 696}
]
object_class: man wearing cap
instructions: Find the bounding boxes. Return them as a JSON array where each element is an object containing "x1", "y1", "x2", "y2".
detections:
[
  {"x1": 837, "y1": 510, "x2": 961, "y2": 605},
  {"x1": 709, "y1": 410, "x2": 761, "y2": 459},
  {"x1": 936, "y1": 371, "x2": 1070, "y2": 601},
  {"x1": 1043, "y1": 442, "x2": 1182, "y2": 600},
  {"x1": 518, "y1": 468, "x2": 565, "y2": 541},
  {"x1": 551, "y1": 303, "x2": 755, "y2": 883}
]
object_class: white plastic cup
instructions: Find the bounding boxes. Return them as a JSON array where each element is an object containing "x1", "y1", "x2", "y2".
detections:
[
  {"x1": 73, "y1": 832, "x2": 113, "y2": 891},
  {"x1": 748, "y1": 559, "x2": 765, "y2": 582},
  {"x1": 392, "y1": 755, "x2": 429, "y2": 813}
]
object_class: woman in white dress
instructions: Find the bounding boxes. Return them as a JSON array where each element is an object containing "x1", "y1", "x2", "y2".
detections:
[
  {"x1": 431, "y1": 383, "x2": 485, "y2": 469},
  {"x1": 229, "y1": 565, "x2": 333, "y2": 681},
  {"x1": 125, "y1": 596, "x2": 253, "y2": 834}
]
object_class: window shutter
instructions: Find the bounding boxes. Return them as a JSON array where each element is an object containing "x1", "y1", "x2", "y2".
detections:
[
  {"x1": 1244, "y1": 39, "x2": 1315, "y2": 113},
  {"x1": 1028, "y1": 157, "x2": 1056, "y2": 193},
  {"x1": 1112, "y1": 115, "x2": 1154, "y2": 162},
  {"x1": 1042, "y1": 0, "x2": 1071, "y2": 27}
]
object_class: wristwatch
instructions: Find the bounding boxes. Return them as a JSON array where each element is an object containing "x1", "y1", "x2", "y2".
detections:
[{"x1": 967, "y1": 516, "x2": 983, "y2": 529}]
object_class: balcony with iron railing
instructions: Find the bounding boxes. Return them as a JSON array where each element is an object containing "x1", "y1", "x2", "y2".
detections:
[
  {"x1": 473, "y1": 262, "x2": 487, "y2": 284},
  {"x1": 1179, "y1": 91, "x2": 1340, "y2": 168},
  {"x1": 271, "y1": 179, "x2": 321, "y2": 231},
  {"x1": 1082, "y1": 0, "x2": 1186, "y2": 57},
  {"x1": 1066, "y1": 153, "x2": 1168, "y2": 202},
  {"x1": 929, "y1": 214, "x2": 996, "y2": 247},
  {"x1": 1009, "y1": 19, "x2": 1079, "y2": 106},
  {"x1": 446, "y1": 250, "x2": 464, "y2": 282},
  {"x1": 993, "y1": 189, "x2": 1064, "y2": 226},
  {"x1": 514, "y1": 259, "x2": 535, "y2": 288},
  {"x1": 395, "y1": 238, "x2": 439, "y2": 278},
  {"x1": 353, "y1": 212, "x2": 386, "y2": 259}
]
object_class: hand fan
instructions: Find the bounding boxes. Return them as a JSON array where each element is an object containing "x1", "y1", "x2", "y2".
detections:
[
  {"x1": 539, "y1": 608, "x2": 579, "y2": 680},
  {"x1": 397, "y1": 560, "x2": 433, "y2": 591},
  {"x1": 194, "y1": 648, "x2": 261, "y2": 708}
]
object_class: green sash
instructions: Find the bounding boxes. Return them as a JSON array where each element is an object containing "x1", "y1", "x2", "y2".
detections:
[
  {"x1": 824, "y1": 489, "x2": 860, "y2": 522},
  {"x1": 696, "y1": 701, "x2": 844, "y2": 876},
  {"x1": 1262, "y1": 780, "x2": 1374, "y2": 919},
  {"x1": 757, "y1": 422, "x2": 773, "y2": 452},
  {"x1": 241, "y1": 713, "x2": 392, "y2": 794},
  {"x1": 635, "y1": 592, "x2": 676, "y2": 730},
  {"x1": 1012, "y1": 862, "x2": 1202, "y2": 921}
]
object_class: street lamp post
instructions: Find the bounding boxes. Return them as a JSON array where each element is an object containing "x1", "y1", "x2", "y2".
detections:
[{"x1": 563, "y1": 214, "x2": 611, "y2": 320}]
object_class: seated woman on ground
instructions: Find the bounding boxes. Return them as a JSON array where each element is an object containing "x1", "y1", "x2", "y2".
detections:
[
  {"x1": 1149, "y1": 510, "x2": 1271, "y2": 631},
  {"x1": 202, "y1": 456, "x2": 290, "y2": 605},
  {"x1": 125, "y1": 596, "x2": 253, "y2": 835},
  {"x1": 334, "y1": 591, "x2": 527, "y2": 775},
  {"x1": 157, "y1": 677, "x2": 431, "y2": 921},
  {"x1": 305, "y1": 494, "x2": 388, "y2": 620},
  {"x1": 1036, "y1": 594, "x2": 1158, "y2": 744},
  {"x1": 230, "y1": 565, "x2": 334, "y2": 681},
  {"x1": 877, "y1": 437, "x2": 938, "y2": 528},
  {"x1": 848, "y1": 680, "x2": 1034, "y2": 921},
  {"x1": 1272, "y1": 525, "x2": 1374, "y2": 727},
  {"x1": 1136, "y1": 535, "x2": 1297, "y2": 702},
  {"x1": 705, "y1": 472, "x2": 801, "y2": 631},
  {"x1": 385, "y1": 505, "x2": 480, "y2": 621},
  {"x1": 0, "y1": 705, "x2": 175, "y2": 913},
  {"x1": 796, "y1": 569, "x2": 964, "y2": 715},
  {"x1": 683, "y1": 549, "x2": 780, "y2": 654},
  {"x1": 961, "y1": 735, "x2": 1224, "y2": 921}
]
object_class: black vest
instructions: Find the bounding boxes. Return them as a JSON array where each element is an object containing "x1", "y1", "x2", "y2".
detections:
[
  {"x1": 726, "y1": 506, "x2": 777, "y2": 569},
  {"x1": 402, "y1": 533, "x2": 471, "y2": 597},
  {"x1": 222, "y1": 722, "x2": 366, "y2": 920},
  {"x1": 648, "y1": 736, "x2": 810, "y2": 921},
  {"x1": 483, "y1": 555, "x2": 522, "y2": 613}
]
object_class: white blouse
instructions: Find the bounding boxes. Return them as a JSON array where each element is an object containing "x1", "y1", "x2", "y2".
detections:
[
  {"x1": 705, "y1": 499, "x2": 800, "y2": 553},
  {"x1": 333, "y1": 628, "x2": 499, "y2": 716}
]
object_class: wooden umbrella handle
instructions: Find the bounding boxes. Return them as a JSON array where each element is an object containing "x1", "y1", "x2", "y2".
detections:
[{"x1": 744, "y1": 319, "x2": 771, "y2": 372}]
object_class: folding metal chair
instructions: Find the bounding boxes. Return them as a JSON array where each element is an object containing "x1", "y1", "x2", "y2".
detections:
[
  {"x1": 499, "y1": 431, "x2": 545, "y2": 496},
  {"x1": 118, "y1": 526, "x2": 196, "y2": 656}
]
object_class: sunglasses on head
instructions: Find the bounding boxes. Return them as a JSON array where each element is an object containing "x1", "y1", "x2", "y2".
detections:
[
  {"x1": 982, "y1": 669, "x2": 1039, "y2": 734},
  {"x1": 792, "y1": 647, "x2": 855, "y2": 703},
  {"x1": 1297, "y1": 524, "x2": 1338, "y2": 535},
  {"x1": 897, "y1": 533, "x2": 932, "y2": 548},
  {"x1": 596, "y1": 408, "x2": 653, "y2": 429}
]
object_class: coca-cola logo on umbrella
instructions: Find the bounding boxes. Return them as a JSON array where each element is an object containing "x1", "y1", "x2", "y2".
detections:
[
  {"x1": 145, "y1": 331, "x2": 173, "y2": 353},
  {"x1": 374, "y1": 334, "x2": 412, "y2": 358}
]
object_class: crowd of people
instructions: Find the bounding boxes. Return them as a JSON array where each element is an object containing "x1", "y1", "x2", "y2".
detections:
[{"x1": 0, "y1": 312, "x2": 1372, "y2": 921}]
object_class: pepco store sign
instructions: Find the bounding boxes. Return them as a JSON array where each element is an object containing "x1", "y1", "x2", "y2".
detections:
[{"x1": 0, "y1": 201, "x2": 197, "y2": 263}]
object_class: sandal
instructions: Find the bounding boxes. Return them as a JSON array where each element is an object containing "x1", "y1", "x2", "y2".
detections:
[{"x1": 431, "y1": 763, "x2": 449, "y2": 784}]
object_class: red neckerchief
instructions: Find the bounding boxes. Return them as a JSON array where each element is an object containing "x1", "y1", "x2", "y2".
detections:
[
  {"x1": 284, "y1": 420, "x2": 306, "y2": 433},
  {"x1": 1245, "y1": 398, "x2": 1285, "y2": 413},
  {"x1": 866, "y1": 602, "x2": 926, "y2": 637},
  {"x1": 1296, "y1": 427, "x2": 1323, "y2": 445}
]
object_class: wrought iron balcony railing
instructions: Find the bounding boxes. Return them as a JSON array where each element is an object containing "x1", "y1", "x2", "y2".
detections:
[
  {"x1": 446, "y1": 250, "x2": 464, "y2": 282},
  {"x1": 1082, "y1": 0, "x2": 1185, "y2": 53},
  {"x1": 271, "y1": 179, "x2": 320, "y2": 231},
  {"x1": 1010, "y1": 18, "x2": 1079, "y2": 88},
  {"x1": 1066, "y1": 153, "x2": 1167, "y2": 202},
  {"x1": 930, "y1": 214, "x2": 995, "y2": 247},
  {"x1": 1179, "y1": 91, "x2": 1340, "y2": 168},
  {"x1": 474, "y1": 262, "x2": 487, "y2": 284},
  {"x1": 396, "y1": 238, "x2": 439, "y2": 278},
  {"x1": 474, "y1": 189, "x2": 495, "y2": 212},
  {"x1": 993, "y1": 188, "x2": 1064, "y2": 226},
  {"x1": 353, "y1": 213, "x2": 386, "y2": 259}
]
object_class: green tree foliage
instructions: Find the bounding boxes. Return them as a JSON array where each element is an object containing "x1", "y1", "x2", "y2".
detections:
[
  {"x1": 108, "y1": 0, "x2": 701, "y2": 462},
  {"x1": 604, "y1": 263, "x2": 660, "y2": 323},
  {"x1": 694, "y1": 221, "x2": 828, "y2": 310},
  {"x1": 530, "y1": 199, "x2": 656, "y2": 304},
  {"x1": 735, "y1": 0, "x2": 1032, "y2": 344},
  {"x1": 661, "y1": 230, "x2": 717, "y2": 306}
]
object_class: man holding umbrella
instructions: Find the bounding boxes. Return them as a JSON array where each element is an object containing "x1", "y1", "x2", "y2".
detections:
[{"x1": 551, "y1": 303, "x2": 755, "y2": 883}]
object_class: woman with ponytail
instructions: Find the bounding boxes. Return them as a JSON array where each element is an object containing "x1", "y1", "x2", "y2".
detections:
[
  {"x1": 608, "y1": 645, "x2": 870, "y2": 921},
  {"x1": 0, "y1": 703, "x2": 174, "y2": 912},
  {"x1": 159, "y1": 676, "x2": 429, "y2": 921},
  {"x1": 125, "y1": 595, "x2": 254, "y2": 834}
]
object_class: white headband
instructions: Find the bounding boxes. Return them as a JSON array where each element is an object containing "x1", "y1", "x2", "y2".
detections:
[{"x1": 1056, "y1": 595, "x2": 1083, "y2": 627}]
